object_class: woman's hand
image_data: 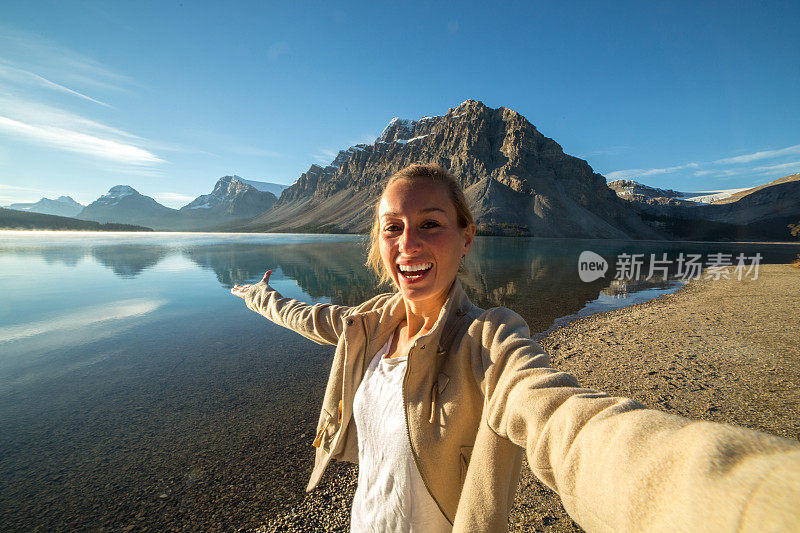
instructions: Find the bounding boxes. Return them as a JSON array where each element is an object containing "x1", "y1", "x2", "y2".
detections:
[{"x1": 231, "y1": 270, "x2": 272, "y2": 299}]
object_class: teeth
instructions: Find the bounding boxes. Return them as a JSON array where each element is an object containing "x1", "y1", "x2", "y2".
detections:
[{"x1": 398, "y1": 262, "x2": 432, "y2": 272}]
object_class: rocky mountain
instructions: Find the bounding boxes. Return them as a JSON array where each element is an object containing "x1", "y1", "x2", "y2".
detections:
[
  {"x1": 712, "y1": 173, "x2": 800, "y2": 205},
  {"x1": 608, "y1": 179, "x2": 749, "y2": 204},
  {"x1": 615, "y1": 173, "x2": 800, "y2": 241},
  {"x1": 6, "y1": 196, "x2": 84, "y2": 217},
  {"x1": 77, "y1": 185, "x2": 181, "y2": 229},
  {"x1": 180, "y1": 175, "x2": 277, "y2": 222},
  {"x1": 76, "y1": 178, "x2": 281, "y2": 231},
  {"x1": 241, "y1": 100, "x2": 663, "y2": 238},
  {"x1": 607, "y1": 180, "x2": 683, "y2": 201}
]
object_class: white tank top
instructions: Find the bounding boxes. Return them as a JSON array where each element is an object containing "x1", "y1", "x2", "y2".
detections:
[{"x1": 350, "y1": 336, "x2": 452, "y2": 532}]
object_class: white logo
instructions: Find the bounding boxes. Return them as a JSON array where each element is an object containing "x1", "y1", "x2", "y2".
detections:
[{"x1": 578, "y1": 251, "x2": 608, "y2": 282}]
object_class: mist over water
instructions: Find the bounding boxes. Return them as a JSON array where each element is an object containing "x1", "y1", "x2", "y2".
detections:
[{"x1": 0, "y1": 232, "x2": 797, "y2": 529}]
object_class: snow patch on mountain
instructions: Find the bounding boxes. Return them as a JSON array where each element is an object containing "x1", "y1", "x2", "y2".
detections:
[
  {"x1": 96, "y1": 185, "x2": 139, "y2": 207},
  {"x1": 395, "y1": 134, "x2": 430, "y2": 145},
  {"x1": 239, "y1": 178, "x2": 288, "y2": 197},
  {"x1": 378, "y1": 117, "x2": 415, "y2": 142},
  {"x1": 677, "y1": 189, "x2": 750, "y2": 203}
]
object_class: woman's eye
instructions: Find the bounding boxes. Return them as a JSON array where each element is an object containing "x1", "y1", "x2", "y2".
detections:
[
  {"x1": 421, "y1": 220, "x2": 440, "y2": 229},
  {"x1": 383, "y1": 224, "x2": 401, "y2": 233}
]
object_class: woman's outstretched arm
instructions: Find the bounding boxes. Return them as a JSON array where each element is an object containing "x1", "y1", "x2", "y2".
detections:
[
  {"x1": 231, "y1": 269, "x2": 356, "y2": 345},
  {"x1": 460, "y1": 307, "x2": 800, "y2": 531}
]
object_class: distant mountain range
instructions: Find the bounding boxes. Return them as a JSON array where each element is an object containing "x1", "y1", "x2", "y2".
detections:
[
  {"x1": 4, "y1": 177, "x2": 285, "y2": 231},
  {"x1": 608, "y1": 173, "x2": 800, "y2": 240},
  {"x1": 65, "y1": 176, "x2": 282, "y2": 230},
  {"x1": 4, "y1": 100, "x2": 799, "y2": 241},
  {"x1": 7, "y1": 195, "x2": 85, "y2": 217},
  {"x1": 607, "y1": 180, "x2": 751, "y2": 204}
]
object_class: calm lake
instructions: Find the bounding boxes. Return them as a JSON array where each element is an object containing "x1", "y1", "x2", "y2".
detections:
[{"x1": 1, "y1": 231, "x2": 798, "y2": 530}]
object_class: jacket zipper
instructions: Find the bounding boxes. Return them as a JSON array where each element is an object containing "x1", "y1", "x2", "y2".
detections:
[
  {"x1": 402, "y1": 347, "x2": 453, "y2": 526},
  {"x1": 429, "y1": 382, "x2": 438, "y2": 424}
]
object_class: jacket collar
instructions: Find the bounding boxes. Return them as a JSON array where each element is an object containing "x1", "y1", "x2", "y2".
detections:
[{"x1": 358, "y1": 277, "x2": 472, "y2": 358}]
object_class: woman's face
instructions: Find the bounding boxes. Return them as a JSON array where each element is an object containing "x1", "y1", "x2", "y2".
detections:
[{"x1": 378, "y1": 179, "x2": 475, "y2": 309}]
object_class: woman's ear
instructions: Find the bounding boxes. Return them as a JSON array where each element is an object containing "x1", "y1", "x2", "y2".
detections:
[{"x1": 463, "y1": 223, "x2": 476, "y2": 254}]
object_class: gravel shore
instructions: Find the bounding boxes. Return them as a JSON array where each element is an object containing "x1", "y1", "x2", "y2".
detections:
[{"x1": 257, "y1": 263, "x2": 800, "y2": 532}]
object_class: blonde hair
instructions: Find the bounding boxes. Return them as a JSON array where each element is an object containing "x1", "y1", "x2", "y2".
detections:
[{"x1": 365, "y1": 163, "x2": 474, "y2": 287}]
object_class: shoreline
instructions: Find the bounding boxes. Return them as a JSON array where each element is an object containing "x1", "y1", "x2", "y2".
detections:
[
  {"x1": 538, "y1": 263, "x2": 799, "y2": 440},
  {"x1": 2, "y1": 228, "x2": 800, "y2": 246},
  {"x1": 256, "y1": 263, "x2": 800, "y2": 531}
]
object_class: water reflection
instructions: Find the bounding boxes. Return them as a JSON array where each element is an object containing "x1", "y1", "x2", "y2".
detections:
[
  {"x1": 91, "y1": 245, "x2": 171, "y2": 278},
  {"x1": 2, "y1": 235, "x2": 798, "y2": 334},
  {"x1": 182, "y1": 241, "x2": 381, "y2": 305}
]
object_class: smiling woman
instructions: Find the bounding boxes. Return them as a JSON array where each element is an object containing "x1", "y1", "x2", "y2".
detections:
[{"x1": 231, "y1": 163, "x2": 800, "y2": 532}]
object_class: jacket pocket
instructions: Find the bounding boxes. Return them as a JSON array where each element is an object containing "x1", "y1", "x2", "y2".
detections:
[
  {"x1": 459, "y1": 445, "x2": 474, "y2": 488},
  {"x1": 312, "y1": 409, "x2": 340, "y2": 451}
]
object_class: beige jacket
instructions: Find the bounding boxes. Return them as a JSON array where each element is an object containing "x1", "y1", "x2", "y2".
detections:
[{"x1": 245, "y1": 278, "x2": 800, "y2": 532}]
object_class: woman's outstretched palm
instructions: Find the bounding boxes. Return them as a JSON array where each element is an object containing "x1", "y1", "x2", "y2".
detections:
[{"x1": 231, "y1": 270, "x2": 271, "y2": 299}]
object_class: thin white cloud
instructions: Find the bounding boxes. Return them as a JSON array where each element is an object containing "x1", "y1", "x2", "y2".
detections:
[
  {"x1": 0, "y1": 61, "x2": 111, "y2": 107},
  {"x1": 0, "y1": 25, "x2": 134, "y2": 93},
  {"x1": 688, "y1": 167, "x2": 752, "y2": 179},
  {"x1": 0, "y1": 28, "x2": 168, "y2": 171},
  {"x1": 752, "y1": 161, "x2": 800, "y2": 173},
  {"x1": 313, "y1": 148, "x2": 338, "y2": 164},
  {"x1": 0, "y1": 115, "x2": 162, "y2": 165},
  {"x1": 0, "y1": 94, "x2": 139, "y2": 141},
  {"x1": 28, "y1": 70, "x2": 112, "y2": 107},
  {"x1": 606, "y1": 162, "x2": 698, "y2": 180},
  {"x1": 713, "y1": 144, "x2": 800, "y2": 165},
  {"x1": 607, "y1": 142, "x2": 800, "y2": 183}
]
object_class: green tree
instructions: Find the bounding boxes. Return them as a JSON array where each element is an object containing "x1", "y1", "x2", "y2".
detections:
[{"x1": 789, "y1": 221, "x2": 800, "y2": 239}]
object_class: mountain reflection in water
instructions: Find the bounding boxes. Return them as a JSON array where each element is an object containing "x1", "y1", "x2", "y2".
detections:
[{"x1": 2, "y1": 233, "x2": 798, "y2": 333}]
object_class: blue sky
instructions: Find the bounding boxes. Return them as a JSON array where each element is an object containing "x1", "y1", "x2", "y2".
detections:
[{"x1": 1, "y1": 0, "x2": 798, "y2": 207}]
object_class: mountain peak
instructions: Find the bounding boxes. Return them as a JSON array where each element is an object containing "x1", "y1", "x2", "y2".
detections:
[
  {"x1": 104, "y1": 185, "x2": 139, "y2": 198},
  {"x1": 181, "y1": 174, "x2": 277, "y2": 218},
  {"x1": 450, "y1": 99, "x2": 487, "y2": 114},
  {"x1": 378, "y1": 117, "x2": 415, "y2": 143},
  {"x1": 79, "y1": 185, "x2": 174, "y2": 227}
]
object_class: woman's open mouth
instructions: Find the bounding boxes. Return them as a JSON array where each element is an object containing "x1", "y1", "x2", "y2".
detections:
[{"x1": 397, "y1": 262, "x2": 433, "y2": 283}]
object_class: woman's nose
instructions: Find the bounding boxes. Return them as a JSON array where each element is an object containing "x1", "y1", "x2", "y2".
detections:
[{"x1": 399, "y1": 226, "x2": 422, "y2": 254}]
